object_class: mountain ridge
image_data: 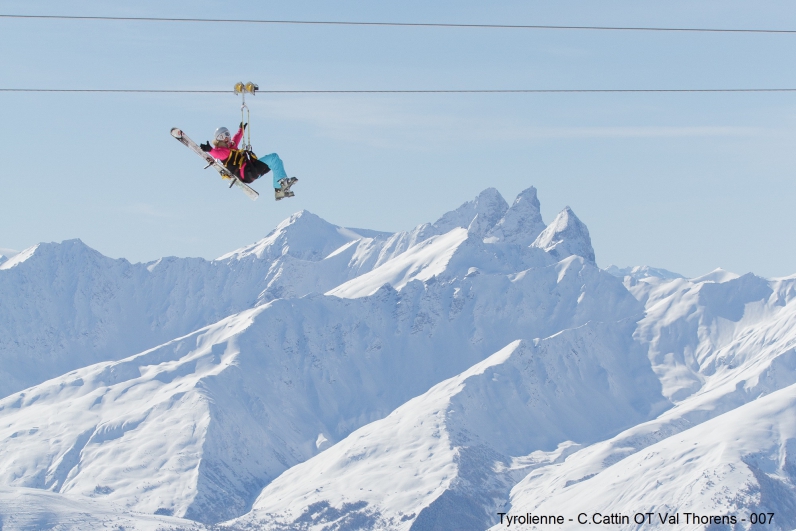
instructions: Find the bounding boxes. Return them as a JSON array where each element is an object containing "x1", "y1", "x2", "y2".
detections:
[{"x1": 1, "y1": 186, "x2": 794, "y2": 530}]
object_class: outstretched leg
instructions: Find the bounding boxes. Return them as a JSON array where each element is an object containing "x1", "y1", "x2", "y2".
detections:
[{"x1": 258, "y1": 153, "x2": 288, "y2": 189}]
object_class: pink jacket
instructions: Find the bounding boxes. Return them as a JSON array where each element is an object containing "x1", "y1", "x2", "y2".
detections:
[{"x1": 208, "y1": 126, "x2": 244, "y2": 162}]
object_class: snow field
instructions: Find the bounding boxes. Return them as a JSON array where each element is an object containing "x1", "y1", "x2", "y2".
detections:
[{"x1": 0, "y1": 186, "x2": 795, "y2": 529}]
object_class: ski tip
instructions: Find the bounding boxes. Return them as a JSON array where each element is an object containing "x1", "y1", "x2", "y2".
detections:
[{"x1": 170, "y1": 128, "x2": 183, "y2": 139}]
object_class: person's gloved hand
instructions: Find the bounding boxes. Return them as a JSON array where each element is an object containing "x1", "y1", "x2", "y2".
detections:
[
  {"x1": 200, "y1": 142, "x2": 212, "y2": 152},
  {"x1": 240, "y1": 122, "x2": 247, "y2": 130}
]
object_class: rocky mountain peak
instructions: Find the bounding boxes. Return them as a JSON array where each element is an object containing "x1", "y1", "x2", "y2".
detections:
[
  {"x1": 484, "y1": 186, "x2": 546, "y2": 246},
  {"x1": 432, "y1": 188, "x2": 509, "y2": 237},
  {"x1": 531, "y1": 206, "x2": 595, "y2": 263},
  {"x1": 217, "y1": 210, "x2": 371, "y2": 262}
]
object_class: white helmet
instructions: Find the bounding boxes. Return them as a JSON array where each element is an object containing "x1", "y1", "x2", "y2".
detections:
[{"x1": 214, "y1": 127, "x2": 231, "y2": 143}]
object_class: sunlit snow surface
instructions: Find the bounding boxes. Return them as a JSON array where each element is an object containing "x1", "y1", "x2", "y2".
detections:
[
  {"x1": 497, "y1": 383, "x2": 796, "y2": 531},
  {"x1": 0, "y1": 486, "x2": 204, "y2": 530},
  {"x1": 1, "y1": 186, "x2": 795, "y2": 530}
]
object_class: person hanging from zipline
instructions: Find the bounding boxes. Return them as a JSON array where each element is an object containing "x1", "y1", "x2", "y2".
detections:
[
  {"x1": 200, "y1": 123, "x2": 297, "y2": 199},
  {"x1": 171, "y1": 81, "x2": 298, "y2": 201}
]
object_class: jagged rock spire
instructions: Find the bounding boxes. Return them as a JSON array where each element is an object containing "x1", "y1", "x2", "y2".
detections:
[
  {"x1": 532, "y1": 206, "x2": 595, "y2": 263},
  {"x1": 485, "y1": 186, "x2": 546, "y2": 246},
  {"x1": 432, "y1": 188, "x2": 509, "y2": 237}
]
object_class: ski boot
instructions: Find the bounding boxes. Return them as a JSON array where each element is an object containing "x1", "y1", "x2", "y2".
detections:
[
  {"x1": 274, "y1": 188, "x2": 295, "y2": 201},
  {"x1": 278, "y1": 177, "x2": 298, "y2": 192},
  {"x1": 275, "y1": 177, "x2": 298, "y2": 201}
]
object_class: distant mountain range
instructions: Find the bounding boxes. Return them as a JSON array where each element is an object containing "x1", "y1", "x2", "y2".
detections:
[{"x1": 1, "y1": 187, "x2": 794, "y2": 530}]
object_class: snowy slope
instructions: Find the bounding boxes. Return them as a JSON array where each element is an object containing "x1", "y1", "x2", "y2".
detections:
[
  {"x1": 604, "y1": 264, "x2": 683, "y2": 281},
  {"x1": 0, "y1": 247, "x2": 19, "y2": 266},
  {"x1": 0, "y1": 212, "x2": 390, "y2": 398},
  {"x1": 0, "y1": 254, "x2": 635, "y2": 524},
  {"x1": 629, "y1": 270, "x2": 796, "y2": 402},
  {"x1": 495, "y1": 271, "x2": 796, "y2": 530},
  {"x1": 1, "y1": 185, "x2": 794, "y2": 530},
  {"x1": 327, "y1": 228, "x2": 472, "y2": 298},
  {"x1": 499, "y1": 382, "x2": 796, "y2": 531},
  {"x1": 363, "y1": 187, "x2": 541, "y2": 271},
  {"x1": 231, "y1": 324, "x2": 666, "y2": 531},
  {"x1": 531, "y1": 206, "x2": 594, "y2": 263},
  {"x1": 0, "y1": 188, "x2": 632, "y2": 525},
  {"x1": 0, "y1": 190, "x2": 538, "y2": 399},
  {"x1": 0, "y1": 487, "x2": 206, "y2": 531}
]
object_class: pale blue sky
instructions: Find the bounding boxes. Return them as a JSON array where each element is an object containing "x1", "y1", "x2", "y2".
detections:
[{"x1": 1, "y1": 1, "x2": 795, "y2": 277}]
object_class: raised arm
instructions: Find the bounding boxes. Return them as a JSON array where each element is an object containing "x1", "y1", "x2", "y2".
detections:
[{"x1": 232, "y1": 124, "x2": 245, "y2": 148}]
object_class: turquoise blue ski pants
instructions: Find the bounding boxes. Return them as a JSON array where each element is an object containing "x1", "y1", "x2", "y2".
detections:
[{"x1": 259, "y1": 153, "x2": 288, "y2": 188}]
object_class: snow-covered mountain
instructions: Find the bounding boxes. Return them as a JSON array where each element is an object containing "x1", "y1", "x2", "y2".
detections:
[
  {"x1": 0, "y1": 211, "x2": 392, "y2": 398},
  {"x1": 494, "y1": 271, "x2": 796, "y2": 530},
  {"x1": 231, "y1": 326, "x2": 665, "y2": 531},
  {"x1": 0, "y1": 247, "x2": 18, "y2": 266},
  {"x1": 0, "y1": 486, "x2": 204, "y2": 530},
  {"x1": 604, "y1": 264, "x2": 683, "y2": 281},
  {"x1": 0, "y1": 186, "x2": 794, "y2": 530},
  {"x1": 0, "y1": 188, "x2": 550, "y2": 399}
]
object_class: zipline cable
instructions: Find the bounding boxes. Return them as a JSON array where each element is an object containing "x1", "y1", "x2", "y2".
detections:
[
  {"x1": 3, "y1": 88, "x2": 796, "y2": 94},
  {"x1": 2, "y1": 14, "x2": 796, "y2": 35}
]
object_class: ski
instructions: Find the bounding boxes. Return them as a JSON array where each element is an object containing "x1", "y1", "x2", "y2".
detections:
[{"x1": 170, "y1": 127, "x2": 259, "y2": 201}]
